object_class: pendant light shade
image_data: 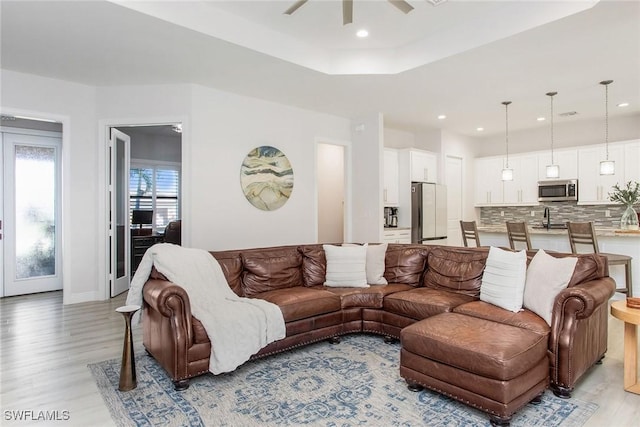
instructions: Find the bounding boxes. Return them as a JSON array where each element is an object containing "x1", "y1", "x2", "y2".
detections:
[
  {"x1": 501, "y1": 101, "x2": 513, "y2": 181},
  {"x1": 599, "y1": 80, "x2": 615, "y2": 175},
  {"x1": 545, "y1": 91, "x2": 560, "y2": 179}
]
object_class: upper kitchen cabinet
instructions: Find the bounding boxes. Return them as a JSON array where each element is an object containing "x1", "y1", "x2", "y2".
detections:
[
  {"x1": 624, "y1": 140, "x2": 640, "y2": 183},
  {"x1": 474, "y1": 154, "x2": 539, "y2": 206},
  {"x1": 474, "y1": 157, "x2": 505, "y2": 206},
  {"x1": 383, "y1": 148, "x2": 399, "y2": 206},
  {"x1": 401, "y1": 149, "x2": 438, "y2": 183},
  {"x1": 537, "y1": 149, "x2": 578, "y2": 180},
  {"x1": 578, "y1": 143, "x2": 625, "y2": 204},
  {"x1": 503, "y1": 153, "x2": 539, "y2": 204}
]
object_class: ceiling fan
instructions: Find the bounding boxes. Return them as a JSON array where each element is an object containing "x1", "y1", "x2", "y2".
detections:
[{"x1": 284, "y1": 0, "x2": 415, "y2": 26}]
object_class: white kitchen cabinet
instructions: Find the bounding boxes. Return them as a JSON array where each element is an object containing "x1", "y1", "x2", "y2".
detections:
[
  {"x1": 537, "y1": 149, "x2": 578, "y2": 180},
  {"x1": 474, "y1": 154, "x2": 538, "y2": 206},
  {"x1": 405, "y1": 149, "x2": 438, "y2": 183},
  {"x1": 383, "y1": 148, "x2": 399, "y2": 206},
  {"x1": 383, "y1": 228, "x2": 411, "y2": 244},
  {"x1": 578, "y1": 144, "x2": 625, "y2": 204},
  {"x1": 624, "y1": 140, "x2": 640, "y2": 183},
  {"x1": 503, "y1": 153, "x2": 539, "y2": 204},
  {"x1": 474, "y1": 157, "x2": 505, "y2": 205}
]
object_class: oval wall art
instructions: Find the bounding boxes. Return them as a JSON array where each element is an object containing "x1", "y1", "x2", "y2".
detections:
[{"x1": 240, "y1": 146, "x2": 294, "y2": 211}]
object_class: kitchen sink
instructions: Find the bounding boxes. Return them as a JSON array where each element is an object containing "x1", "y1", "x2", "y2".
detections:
[{"x1": 532, "y1": 224, "x2": 567, "y2": 230}]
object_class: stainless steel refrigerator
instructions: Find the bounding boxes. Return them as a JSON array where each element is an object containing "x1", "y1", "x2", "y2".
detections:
[{"x1": 411, "y1": 182, "x2": 447, "y2": 244}]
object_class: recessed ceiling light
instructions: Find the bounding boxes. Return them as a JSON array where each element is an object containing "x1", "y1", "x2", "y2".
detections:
[
  {"x1": 437, "y1": 115, "x2": 446, "y2": 120},
  {"x1": 476, "y1": 127, "x2": 484, "y2": 132},
  {"x1": 617, "y1": 102, "x2": 630, "y2": 107},
  {"x1": 356, "y1": 29, "x2": 369, "y2": 38},
  {"x1": 537, "y1": 117, "x2": 546, "y2": 121}
]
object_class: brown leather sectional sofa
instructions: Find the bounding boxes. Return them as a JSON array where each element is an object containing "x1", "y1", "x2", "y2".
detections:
[{"x1": 142, "y1": 243, "x2": 615, "y2": 425}]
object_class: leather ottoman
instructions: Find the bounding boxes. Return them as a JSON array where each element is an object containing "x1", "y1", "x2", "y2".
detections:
[{"x1": 400, "y1": 313, "x2": 549, "y2": 426}]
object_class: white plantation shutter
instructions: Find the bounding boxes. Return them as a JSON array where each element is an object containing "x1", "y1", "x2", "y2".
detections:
[{"x1": 130, "y1": 161, "x2": 180, "y2": 233}]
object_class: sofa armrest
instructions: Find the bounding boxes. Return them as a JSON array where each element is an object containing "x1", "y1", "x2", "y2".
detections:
[
  {"x1": 552, "y1": 277, "x2": 615, "y2": 322},
  {"x1": 549, "y1": 277, "x2": 615, "y2": 394},
  {"x1": 143, "y1": 279, "x2": 194, "y2": 347}
]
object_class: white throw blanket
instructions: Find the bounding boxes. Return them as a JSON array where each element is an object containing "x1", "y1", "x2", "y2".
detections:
[{"x1": 126, "y1": 243, "x2": 286, "y2": 374}]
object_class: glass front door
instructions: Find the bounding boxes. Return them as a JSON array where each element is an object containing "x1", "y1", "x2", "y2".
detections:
[{"x1": 2, "y1": 131, "x2": 62, "y2": 296}]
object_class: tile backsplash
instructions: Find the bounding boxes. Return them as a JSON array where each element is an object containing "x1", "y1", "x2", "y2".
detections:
[{"x1": 480, "y1": 202, "x2": 636, "y2": 228}]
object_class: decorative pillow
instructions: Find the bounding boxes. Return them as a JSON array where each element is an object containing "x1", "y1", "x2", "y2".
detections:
[
  {"x1": 343, "y1": 243, "x2": 388, "y2": 285},
  {"x1": 323, "y1": 244, "x2": 369, "y2": 288},
  {"x1": 524, "y1": 249, "x2": 578, "y2": 325},
  {"x1": 480, "y1": 246, "x2": 527, "y2": 312}
]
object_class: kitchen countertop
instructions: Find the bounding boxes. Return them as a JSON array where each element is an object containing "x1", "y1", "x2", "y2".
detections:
[
  {"x1": 477, "y1": 225, "x2": 640, "y2": 237},
  {"x1": 383, "y1": 227, "x2": 411, "y2": 231}
]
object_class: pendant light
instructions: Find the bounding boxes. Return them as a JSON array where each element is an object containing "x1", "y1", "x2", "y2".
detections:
[
  {"x1": 545, "y1": 91, "x2": 560, "y2": 178},
  {"x1": 599, "y1": 80, "x2": 615, "y2": 175},
  {"x1": 501, "y1": 101, "x2": 513, "y2": 181}
]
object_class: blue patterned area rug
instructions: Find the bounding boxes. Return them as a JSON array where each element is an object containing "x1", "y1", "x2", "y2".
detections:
[{"x1": 89, "y1": 334, "x2": 597, "y2": 427}]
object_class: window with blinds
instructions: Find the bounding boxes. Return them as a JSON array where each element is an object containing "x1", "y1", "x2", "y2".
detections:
[{"x1": 130, "y1": 162, "x2": 180, "y2": 233}]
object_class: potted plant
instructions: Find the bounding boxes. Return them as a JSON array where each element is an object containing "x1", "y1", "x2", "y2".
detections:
[{"x1": 609, "y1": 181, "x2": 640, "y2": 230}]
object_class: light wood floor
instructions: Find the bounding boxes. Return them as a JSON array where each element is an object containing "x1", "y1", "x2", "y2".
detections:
[{"x1": 1, "y1": 291, "x2": 638, "y2": 426}]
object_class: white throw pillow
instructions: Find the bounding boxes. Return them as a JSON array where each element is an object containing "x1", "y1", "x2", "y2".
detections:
[
  {"x1": 323, "y1": 244, "x2": 369, "y2": 288},
  {"x1": 524, "y1": 249, "x2": 577, "y2": 325},
  {"x1": 480, "y1": 246, "x2": 527, "y2": 312},
  {"x1": 343, "y1": 243, "x2": 388, "y2": 285}
]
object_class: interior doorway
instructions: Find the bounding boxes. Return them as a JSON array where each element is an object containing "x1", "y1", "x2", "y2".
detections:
[
  {"x1": 107, "y1": 124, "x2": 182, "y2": 297},
  {"x1": 317, "y1": 143, "x2": 345, "y2": 243},
  {"x1": 1, "y1": 118, "x2": 63, "y2": 297}
]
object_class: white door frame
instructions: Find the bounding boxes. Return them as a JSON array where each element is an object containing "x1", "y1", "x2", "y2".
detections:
[
  {"x1": 97, "y1": 116, "x2": 189, "y2": 300},
  {"x1": 0, "y1": 108, "x2": 70, "y2": 300}
]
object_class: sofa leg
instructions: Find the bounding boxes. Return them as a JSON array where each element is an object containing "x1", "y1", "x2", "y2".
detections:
[
  {"x1": 406, "y1": 381, "x2": 424, "y2": 392},
  {"x1": 383, "y1": 336, "x2": 397, "y2": 344},
  {"x1": 489, "y1": 415, "x2": 511, "y2": 426},
  {"x1": 551, "y1": 385, "x2": 572, "y2": 399},
  {"x1": 328, "y1": 336, "x2": 341, "y2": 344},
  {"x1": 530, "y1": 393, "x2": 543, "y2": 405},
  {"x1": 173, "y1": 379, "x2": 190, "y2": 391},
  {"x1": 596, "y1": 355, "x2": 605, "y2": 365}
]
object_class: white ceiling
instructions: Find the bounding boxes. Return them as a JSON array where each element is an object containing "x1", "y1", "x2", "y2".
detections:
[{"x1": 1, "y1": 0, "x2": 639, "y2": 137}]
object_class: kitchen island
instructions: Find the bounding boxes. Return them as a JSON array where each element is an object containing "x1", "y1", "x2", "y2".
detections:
[{"x1": 477, "y1": 225, "x2": 639, "y2": 296}]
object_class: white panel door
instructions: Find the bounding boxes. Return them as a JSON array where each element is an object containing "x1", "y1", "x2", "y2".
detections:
[
  {"x1": 2, "y1": 132, "x2": 62, "y2": 296},
  {"x1": 446, "y1": 156, "x2": 463, "y2": 246}
]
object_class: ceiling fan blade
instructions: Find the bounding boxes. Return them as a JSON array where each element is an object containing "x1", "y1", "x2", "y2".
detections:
[
  {"x1": 284, "y1": 0, "x2": 309, "y2": 15},
  {"x1": 343, "y1": 0, "x2": 353, "y2": 25},
  {"x1": 388, "y1": 0, "x2": 414, "y2": 14}
]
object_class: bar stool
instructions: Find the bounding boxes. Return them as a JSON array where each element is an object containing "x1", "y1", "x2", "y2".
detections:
[
  {"x1": 460, "y1": 220, "x2": 481, "y2": 247},
  {"x1": 566, "y1": 221, "x2": 632, "y2": 296},
  {"x1": 506, "y1": 221, "x2": 533, "y2": 251}
]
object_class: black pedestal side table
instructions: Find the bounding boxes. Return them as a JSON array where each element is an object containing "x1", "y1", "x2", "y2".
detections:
[{"x1": 116, "y1": 305, "x2": 141, "y2": 391}]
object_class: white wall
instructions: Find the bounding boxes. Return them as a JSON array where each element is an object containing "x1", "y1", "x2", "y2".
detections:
[
  {"x1": 475, "y1": 114, "x2": 640, "y2": 157},
  {"x1": 189, "y1": 84, "x2": 352, "y2": 250},
  {"x1": 1, "y1": 70, "x2": 98, "y2": 304},
  {"x1": 384, "y1": 127, "x2": 415, "y2": 149},
  {"x1": 352, "y1": 114, "x2": 385, "y2": 243}
]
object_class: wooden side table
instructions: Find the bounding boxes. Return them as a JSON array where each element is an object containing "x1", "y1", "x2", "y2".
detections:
[
  {"x1": 610, "y1": 300, "x2": 640, "y2": 394},
  {"x1": 116, "y1": 305, "x2": 140, "y2": 392}
]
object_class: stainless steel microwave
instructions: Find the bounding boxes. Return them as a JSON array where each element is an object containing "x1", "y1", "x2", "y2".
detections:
[{"x1": 538, "y1": 179, "x2": 578, "y2": 202}]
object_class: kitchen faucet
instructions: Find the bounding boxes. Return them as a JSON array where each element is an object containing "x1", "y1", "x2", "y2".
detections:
[{"x1": 543, "y1": 207, "x2": 550, "y2": 229}]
